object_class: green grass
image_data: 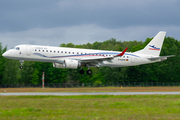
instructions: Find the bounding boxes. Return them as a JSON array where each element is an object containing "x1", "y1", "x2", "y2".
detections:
[{"x1": 0, "y1": 95, "x2": 180, "y2": 120}]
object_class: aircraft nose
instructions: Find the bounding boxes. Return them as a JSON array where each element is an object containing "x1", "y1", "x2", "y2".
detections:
[{"x1": 2, "y1": 52, "x2": 8, "y2": 57}]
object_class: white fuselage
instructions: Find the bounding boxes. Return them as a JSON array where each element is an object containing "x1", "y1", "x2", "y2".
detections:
[{"x1": 3, "y1": 44, "x2": 161, "y2": 67}]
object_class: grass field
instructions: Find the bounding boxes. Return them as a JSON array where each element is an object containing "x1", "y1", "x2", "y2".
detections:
[
  {"x1": 0, "y1": 87, "x2": 180, "y2": 119},
  {"x1": 0, "y1": 95, "x2": 180, "y2": 120},
  {"x1": 1, "y1": 87, "x2": 180, "y2": 93}
]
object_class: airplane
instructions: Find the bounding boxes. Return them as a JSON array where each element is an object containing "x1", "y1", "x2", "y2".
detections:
[{"x1": 2, "y1": 31, "x2": 174, "y2": 75}]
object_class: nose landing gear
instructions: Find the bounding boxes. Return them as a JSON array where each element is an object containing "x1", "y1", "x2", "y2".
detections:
[{"x1": 19, "y1": 60, "x2": 24, "y2": 69}]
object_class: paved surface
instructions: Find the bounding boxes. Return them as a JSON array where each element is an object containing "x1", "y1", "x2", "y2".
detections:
[{"x1": 0, "y1": 92, "x2": 180, "y2": 96}]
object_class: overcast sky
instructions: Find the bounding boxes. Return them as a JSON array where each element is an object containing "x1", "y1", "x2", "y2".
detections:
[{"x1": 0, "y1": 0, "x2": 180, "y2": 49}]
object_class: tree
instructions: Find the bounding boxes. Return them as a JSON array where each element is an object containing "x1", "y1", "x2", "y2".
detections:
[
  {"x1": 20, "y1": 61, "x2": 34, "y2": 84},
  {"x1": 31, "y1": 68, "x2": 39, "y2": 84},
  {"x1": 1, "y1": 35, "x2": 180, "y2": 84},
  {"x1": 2, "y1": 59, "x2": 19, "y2": 84},
  {"x1": 0, "y1": 43, "x2": 7, "y2": 83}
]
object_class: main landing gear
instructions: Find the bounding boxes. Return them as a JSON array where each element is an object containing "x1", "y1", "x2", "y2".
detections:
[
  {"x1": 79, "y1": 68, "x2": 92, "y2": 75},
  {"x1": 19, "y1": 60, "x2": 24, "y2": 69},
  {"x1": 86, "y1": 69, "x2": 92, "y2": 75},
  {"x1": 79, "y1": 69, "x2": 84, "y2": 74}
]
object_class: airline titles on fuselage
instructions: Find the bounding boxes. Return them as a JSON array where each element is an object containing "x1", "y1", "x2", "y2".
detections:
[{"x1": 34, "y1": 47, "x2": 48, "y2": 50}]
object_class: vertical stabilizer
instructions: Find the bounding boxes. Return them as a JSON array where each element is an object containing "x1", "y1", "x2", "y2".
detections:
[{"x1": 134, "y1": 31, "x2": 166, "y2": 56}]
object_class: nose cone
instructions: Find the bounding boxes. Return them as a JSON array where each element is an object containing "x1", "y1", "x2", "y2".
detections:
[{"x1": 2, "y1": 52, "x2": 7, "y2": 57}]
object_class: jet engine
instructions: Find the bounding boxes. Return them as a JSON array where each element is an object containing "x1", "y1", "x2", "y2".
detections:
[
  {"x1": 53, "y1": 59, "x2": 81, "y2": 69},
  {"x1": 53, "y1": 62, "x2": 65, "y2": 68}
]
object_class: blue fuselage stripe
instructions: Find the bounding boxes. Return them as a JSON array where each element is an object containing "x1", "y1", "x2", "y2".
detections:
[{"x1": 33, "y1": 52, "x2": 140, "y2": 58}]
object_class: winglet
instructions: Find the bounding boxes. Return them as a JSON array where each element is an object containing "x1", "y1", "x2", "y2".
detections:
[{"x1": 116, "y1": 47, "x2": 128, "y2": 56}]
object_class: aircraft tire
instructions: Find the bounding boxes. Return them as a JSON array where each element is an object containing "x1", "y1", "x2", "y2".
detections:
[
  {"x1": 86, "y1": 69, "x2": 92, "y2": 75},
  {"x1": 79, "y1": 69, "x2": 84, "y2": 74}
]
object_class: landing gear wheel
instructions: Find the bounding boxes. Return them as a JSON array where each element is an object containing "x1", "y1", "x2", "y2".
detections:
[
  {"x1": 20, "y1": 66, "x2": 23, "y2": 69},
  {"x1": 79, "y1": 69, "x2": 85, "y2": 74},
  {"x1": 86, "y1": 69, "x2": 92, "y2": 75}
]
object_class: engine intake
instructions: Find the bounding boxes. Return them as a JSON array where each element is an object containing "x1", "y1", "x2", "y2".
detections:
[{"x1": 53, "y1": 59, "x2": 81, "y2": 69}]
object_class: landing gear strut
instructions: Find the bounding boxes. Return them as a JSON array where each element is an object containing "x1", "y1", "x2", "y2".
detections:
[
  {"x1": 19, "y1": 60, "x2": 24, "y2": 69},
  {"x1": 86, "y1": 66, "x2": 92, "y2": 75}
]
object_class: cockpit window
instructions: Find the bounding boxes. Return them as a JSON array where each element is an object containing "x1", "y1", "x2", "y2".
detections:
[
  {"x1": 16, "y1": 47, "x2": 20, "y2": 50},
  {"x1": 11, "y1": 47, "x2": 20, "y2": 50},
  {"x1": 11, "y1": 47, "x2": 15, "y2": 49}
]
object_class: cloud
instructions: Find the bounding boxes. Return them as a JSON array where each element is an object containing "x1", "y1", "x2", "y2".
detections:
[
  {"x1": 0, "y1": 0, "x2": 180, "y2": 50},
  {"x1": 57, "y1": 0, "x2": 178, "y2": 9},
  {"x1": 1, "y1": 0, "x2": 180, "y2": 32},
  {"x1": 0, "y1": 24, "x2": 180, "y2": 49}
]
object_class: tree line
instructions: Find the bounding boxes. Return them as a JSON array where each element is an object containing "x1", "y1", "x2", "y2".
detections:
[{"x1": 0, "y1": 36, "x2": 179, "y2": 85}]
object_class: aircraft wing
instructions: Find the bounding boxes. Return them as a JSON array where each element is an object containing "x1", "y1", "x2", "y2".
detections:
[
  {"x1": 77, "y1": 47, "x2": 128, "y2": 66},
  {"x1": 80, "y1": 47, "x2": 128, "y2": 60}
]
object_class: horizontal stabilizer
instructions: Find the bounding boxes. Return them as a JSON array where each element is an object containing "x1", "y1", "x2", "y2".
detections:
[{"x1": 147, "y1": 55, "x2": 175, "y2": 61}]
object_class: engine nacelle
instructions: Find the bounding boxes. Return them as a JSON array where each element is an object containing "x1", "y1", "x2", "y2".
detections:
[
  {"x1": 53, "y1": 62, "x2": 65, "y2": 68},
  {"x1": 53, "y1": 59, "x2": 81, "y2": 69},
  {"x1": 64, "y1": 59, "x2": 81, "y2": 69}
]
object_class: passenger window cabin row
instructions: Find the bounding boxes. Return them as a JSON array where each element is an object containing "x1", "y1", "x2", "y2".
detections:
[{"x1": 34, "y1": 49, "x2": 129, "y2": 57}]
